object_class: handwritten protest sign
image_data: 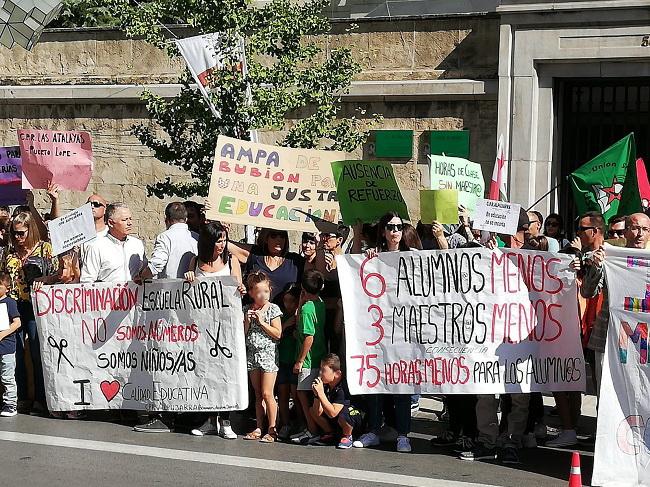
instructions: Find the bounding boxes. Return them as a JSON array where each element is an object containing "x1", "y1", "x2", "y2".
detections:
[
  {"x1": 337, "y1": 248, "x2": 585, "y2": 394},
  {"x1": 429, "y1": 155, "x2": 484, "y2": 213},
  {"x1": 0, "y1": 146, "x2": 26, "y2": 205},
  {"x1": 331, "y1": 160, "x2": 409, "y2": 224},
  {"x1": 593, "y1": 245, "x2": 650, "y2": 486},
  {"x1": 18, "y1": 129, "x2": 93, "y2": 191},
  {"x1": 49, "y1": 203, "x2": 97, "y2": 256},
  {"x1": 420, "y1": 189, "x2": 458, "y2": 224},
  {"x1": 205, "y1": 136, "x2": 345, "y2": 232},
  {"x1": 472, "y1": 199, "x2": 520, "y2": 235},
  {"x1": 34, "y1": 277, "x2": 248, "y2": 411}
]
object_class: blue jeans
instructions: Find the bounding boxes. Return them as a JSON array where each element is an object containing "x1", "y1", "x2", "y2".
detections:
[
  {"x1": 366, "y1": 394, "x2": 412, "y2": 436},
  {"x1": 0, "y1": 353, "x2": 17, "y2": 408},
  {"x1": 15, "y1": 301, "x2": 46, "y2": 404}
]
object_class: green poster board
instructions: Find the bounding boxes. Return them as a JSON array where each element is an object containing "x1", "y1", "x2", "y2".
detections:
[
  {"x1": 420, "y1": 189, "x2": 459, "y2": 224},
  {"x1": 374, "y1": 130, "x2": 413, "y2": 158},
  {"x1": 331, "y1": 160, "x2": 410, "y2": 224},
  {"x1": 430, "y1": 130, "x2": 470, "y2": 159}
]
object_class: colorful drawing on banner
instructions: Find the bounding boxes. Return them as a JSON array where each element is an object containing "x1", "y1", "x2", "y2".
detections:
[
  {"x1": 594, "y1": 244, "x2": 650, "y2": 486},
  {"x1": 49, "y1": 203, "x2": 97, "y2": 256},
  {"x1": 336, "y1": 248, "x2": 585, "y2": 394},
  {"x1": 331, "y1": 160, "x2": 409, "y2": 224},
  {"x1": 420, "y1": 189, "x2": 458, "y2": 224},
  {"x1": 0, "y1": 146, "x2": 26, "y2": 205},
  {"x1": 18, "y1": 129, "x2": 93, "y2": 191},
  {"x1": 205, "y1": 136, "x2": 345, "y2": 232},
  {"x1": 34, "y1": 277, "x2": 248, "y2": 411},
  {"x1": 428, "y1": 155, "x2": 484, "y2": 213},
  {"x1": 472, "y1": 198, "x2": 520, "y2": 235}
]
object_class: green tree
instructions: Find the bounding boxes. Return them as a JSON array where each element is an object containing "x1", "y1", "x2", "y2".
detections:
[
  {"x1": 102, "y1": 0, "x2": 370, "y2": 199},
  {"x1": 52, "y1": 0, "x2": 122, "y2": 28}
]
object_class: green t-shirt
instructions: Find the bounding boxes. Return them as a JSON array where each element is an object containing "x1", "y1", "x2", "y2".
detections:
[
  {"x1": 297, "y1": 299, "x2": 327, "y2": 369},
  {"x1": 278, "y1": 314, "x2": 297, "y2": 365}
]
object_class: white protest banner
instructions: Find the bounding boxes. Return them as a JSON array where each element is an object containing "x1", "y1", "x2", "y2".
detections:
[
  {"x1": 593, "y1": 244, "x2": 650, "y2": 486},
  {"x1": 429, "y1": 155, "x2": 484, "y2": 213},
  {"x1": 337, "y1": 248, "x2": 585, "y2": 394},
  {"x1": 34, "y1": 277, "x2": 248, "y2": 412},
  {"x1": 49, "y1": 203, "x2": 96, "y2": 256},
  {"x1": 206, "y1": 135, "x2": 345, "y2": 232},
  {"x1": 472, "y1": 198, "x2": 520, "y2": 235}
]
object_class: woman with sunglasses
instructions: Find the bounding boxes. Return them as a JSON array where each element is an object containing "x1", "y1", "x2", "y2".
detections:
[
  {"x1": 353, "y1": 212, "x2": 414, "y2": 453},
  {"x1": 0, "y1": 211, "x2": 57, "y2": 416},
  {"x1": 543, "y1": 213, "x2": 569, "y2": 248}
]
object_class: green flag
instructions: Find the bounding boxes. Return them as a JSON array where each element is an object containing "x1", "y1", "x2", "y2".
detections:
[{"x1": 569, "y1": 133, "x2": 641, "y2": 222}]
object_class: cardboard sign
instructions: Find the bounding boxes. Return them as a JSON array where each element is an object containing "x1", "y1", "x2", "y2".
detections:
[
  {"x1": 206, "y1": 136, "x2": 345, "y2": 232},
  {"x1": 49, "y1": 203, "x2": 97, "y2": 256},
  {"x1": 420, "y1": 189, "x2": 458, "y2": 224},
  {"x1": 428, "y1": 155, "x2": 484, "y2": 212},
  {"x1": 337, "y1": 248, "x2": 585, "y2": 394},
  {"x1": 34, "y1": 277, "x2": 248, "y2": 411},
  {"x1": 594, "y1": 245, "x2": 650, "y2": 486},
  {"x1": 472, "y1": 199, "x2": 520, "y2": 235},
  {"x1": 18, "y1": 129, "x2": 93, "y2": 191},
  {"x1": 0, "y1": 146, "x2": 26, "y2": 205},
  {"x1": 331, "y1": 160, "x2": 409, "y2": 224}
]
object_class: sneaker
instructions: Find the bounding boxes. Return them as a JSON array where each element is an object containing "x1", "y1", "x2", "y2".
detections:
[
  {"x1": 133, "y1": 418, "x2": 172, "y2": 433},
  {"x1": 352, "y1": 432, "x2": 380, "y2": 448},
  {"x1": 337, "y1": 435, "x2": 353, "y2": 449},
  {"x1": 459, "y1": 444, "x2": 497, "y2": 461},
  {"x1": 522, "y1": 433, "x2": 537, "y2": 449},
  {"x1": 314, "y1": 433, "x2": 336, "y2": 445},
  {"x1": 499, "y1": 446, "x2": 521, "y2": 464},
  {"x1": 453, "y1": 435, "x2": 475, "y2": 452},
  {"x1": 191, "y1": 417, "x2": 219, "y2": 436},
  {"x1": 219, "y1": 419, "x2": 237, "y2": 439},
  {"x1": 534, "y1": 422, "x2": 548, "y2": 439},
  {"x1": 545, "y1": 429, "x2": 578, "y2": 448},
  {"x1": 278, "y1": 425, "x2": 291, "y2": 440},
  {"x1": 430, "y1": 430, "x2": 457, "y2": 447},
  {"x1": 290, "y1": 429, "x2": 308, "y2": 440},
  {"x1": 291, "y1": 430, "x2": 318, "y2": 445},
  {"x1": 0, "y1": 406, "x2": 17, "y2": 417},
  {"x1": 396, "y1": 436, "x2": 412, "y2": 453}
]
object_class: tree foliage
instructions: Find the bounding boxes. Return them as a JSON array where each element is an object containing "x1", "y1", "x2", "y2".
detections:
[{"x1": 99, "y1": 0, "x2": 371, "y2": 198}]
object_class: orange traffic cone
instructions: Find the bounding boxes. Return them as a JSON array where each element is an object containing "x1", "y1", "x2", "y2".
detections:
[{"x1": 568, "y1": 451, "x2": 582, "y2": 487}]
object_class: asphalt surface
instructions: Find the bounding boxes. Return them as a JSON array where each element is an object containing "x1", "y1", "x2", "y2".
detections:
[{"x1": 0, "y1": 398, "x2": 595, "y2": 487}]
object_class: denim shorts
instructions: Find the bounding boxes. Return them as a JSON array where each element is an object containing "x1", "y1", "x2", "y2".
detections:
[{"x1": 277, "y1": 363, "x2": 298, "y2": 385}]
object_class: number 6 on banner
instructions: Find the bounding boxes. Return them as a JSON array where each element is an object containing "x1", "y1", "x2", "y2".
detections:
[
  {"x1": 350, "y1": 354, "x2": 381, "y2": 388},
  {"x1": 366, "y1": 304, "x2": 384, "y2": 346},
  {"x1": 360, "y1": 256, "x2": 386, "y2": 298}
]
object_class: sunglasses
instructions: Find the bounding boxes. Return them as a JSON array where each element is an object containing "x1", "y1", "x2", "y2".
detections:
[
  {"x1": 386, "y1": 223, "x2": 403, "y2": 232},
  {"x1": 12, "y1": 229, "x2": 27, "y2": 237},
  {"x1": 90, "y1": 201, "x2": 105, "y2": 208},
  {"x1": 608, "y1": 229, "x2": 625, "y2": 238}
]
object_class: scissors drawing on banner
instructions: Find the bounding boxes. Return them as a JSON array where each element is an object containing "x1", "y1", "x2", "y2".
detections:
[
  {"x1": 48, "y1": 336, "x2": 75, "y2": 373},
  {"x1": 207, "y1": 323, "x2": 232, "y2": 359}
]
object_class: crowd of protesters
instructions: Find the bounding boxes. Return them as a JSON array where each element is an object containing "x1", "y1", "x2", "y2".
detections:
[{"x1": 1, "y1": 187, "x2": 649, "y2": 464}]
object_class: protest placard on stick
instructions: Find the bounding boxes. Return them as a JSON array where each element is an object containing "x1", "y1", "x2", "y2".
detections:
[
  {"x1": 331, "y1": 160, "x2": 409, "y2": 224},
  {"x1": 429, "y1": 155, "x2": 484, "y2": 213},
  {"x1": 0, "y1": 146, "x2": 26, "y2": 205},
  {"x1": 420, "y1": 189, "x2": 458, "y2": 224},
  {"x1": 49, "y1": 203, "x2": 97, "y2": 256},
  {"x1": 472, "y1": 198, "x2": 520, "y2": 235},
  {"x1": 34, "y1": 277, "x2": 248, "y2": 411},
  {"x1": 18, "y1": 129, "x2": 93, "y2": 191},
  {"x1": 206, "y1": 136, "x2": 345, "y2": 232}
]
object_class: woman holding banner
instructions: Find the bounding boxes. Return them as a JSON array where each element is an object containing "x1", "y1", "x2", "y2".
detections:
[
  {"x1": 352, "y1": 212, "x2": 414, "y2": 453},
  {"x1": 0, "y1": 211, "x2": 56, "y2": 416}
]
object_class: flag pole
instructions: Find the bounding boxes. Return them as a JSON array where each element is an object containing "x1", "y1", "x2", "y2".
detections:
[{"x1": 526, "y1": 178, "x2": 566, "y2": 211}]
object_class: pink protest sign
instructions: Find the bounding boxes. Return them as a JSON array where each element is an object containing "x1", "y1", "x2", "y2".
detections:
[
  {"x1": 0, "y1": 146, "x2": 26, "y2": 205},
  {"x1": 18, "y1": 130, "x2": 93, "y2": 191}
]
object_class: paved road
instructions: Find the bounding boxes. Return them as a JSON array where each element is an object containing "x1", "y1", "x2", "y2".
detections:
[{"x1": 0, "y1": 402, "x2": 594, "y2": 487}]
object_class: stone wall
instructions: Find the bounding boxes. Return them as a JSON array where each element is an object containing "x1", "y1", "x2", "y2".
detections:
[{"x1": 0, "y1": 16, "x2": 499, "y2": 247}]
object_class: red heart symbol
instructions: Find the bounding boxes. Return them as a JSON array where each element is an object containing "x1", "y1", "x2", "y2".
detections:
[{"x1": 100, "y1": 380, "x2": 121, "y2": 402}]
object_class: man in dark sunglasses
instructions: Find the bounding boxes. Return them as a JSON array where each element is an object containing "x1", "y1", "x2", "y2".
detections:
[
  {"x1": 575, "y1": 211, "x2": 605, "y2": 253},
  {"x1": 86, "y1": 194, "x2": 108, "y2": 237},
  {"x1": 606, "y1": 216, "x2": 626, "y2": 240}
]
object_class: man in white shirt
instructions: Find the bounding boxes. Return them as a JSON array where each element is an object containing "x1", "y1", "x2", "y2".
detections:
[
  {"x1": 80, "y1": 202, "x2": 145, "y2": 283},
  {"x1": 135, "y1": 202, "x2": 197, "y2": 281}
]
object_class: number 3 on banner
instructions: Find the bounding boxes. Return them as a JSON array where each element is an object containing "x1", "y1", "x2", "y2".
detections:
[
  {"x1": 350, "y1": 354, "x2": 381, "y2": 388},
  {"x1": 366, "y1": 305, "x2": 384, "y2": 346},
  {"x1": 360, "y1": 256, "x2": 386, "y2": 298}
]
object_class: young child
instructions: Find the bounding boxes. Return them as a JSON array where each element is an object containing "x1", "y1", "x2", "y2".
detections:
[
  {"x1": 0, "y1": 273, "x2": 21, "y2": 417},
  {"x1": 311, "y1": 353, "x2": 363, "y2": 449},
  {"x1": 243, "y1": 271, "x2": 283, "y2": 443},
  {"x1": 277, "y1": 285, "x2": 302, "y2": 440},
  {"x1": 291, "y1": 269, "x2": 327, "y2": 445}
]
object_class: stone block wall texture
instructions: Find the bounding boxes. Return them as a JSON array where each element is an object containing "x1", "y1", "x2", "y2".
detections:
[{"x1": 0, "y1": 17, "x2": 499, "y2": 248}]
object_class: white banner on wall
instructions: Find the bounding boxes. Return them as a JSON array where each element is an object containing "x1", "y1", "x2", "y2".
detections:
[
  {"x1": 34, "y1": 277, "x2": 248, "y2": 412},
  {"x1": 337, "y1": 248, "x2": 585, "y2": 395},
  {"x1": 593, "y1": 244, "x2": 650, "y2": 486}
]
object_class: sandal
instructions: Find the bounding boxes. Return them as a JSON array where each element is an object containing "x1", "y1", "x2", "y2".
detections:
[
  {"x1": 260, "y1": 430, "x2": 277, "y2": 443},
  {"x1": 243, "y1": 429, "x2": 262, "y2": 440}
]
